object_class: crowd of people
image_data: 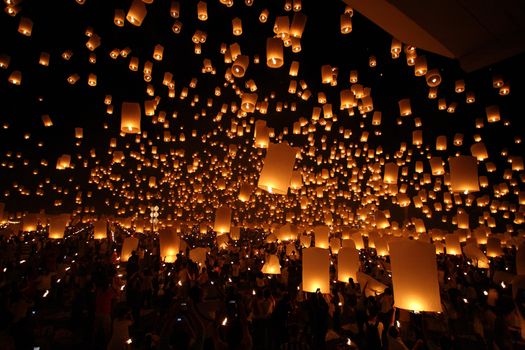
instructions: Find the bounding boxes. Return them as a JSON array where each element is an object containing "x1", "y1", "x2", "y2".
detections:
[{"x1": 0, "y1": 223, "x2": 524, "y2": 350}]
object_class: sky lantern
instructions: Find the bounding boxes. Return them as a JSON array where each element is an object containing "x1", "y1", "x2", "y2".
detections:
[
  {"x1": 261, "y1": 254, "x2": 281, "y2": 274},
  {"x1": 94, "y1": 220, "x2": 107, "y2": 239},
  {"x1": 121, "y1": 102, "x2": 141, "y2": 134},
  {"x1": 449, "y1": 156, "x2": 479, "y2": 193},
  {"x1": 48, "y1": 214, "x2": 69, "y2": 239},
  {"x1": 258, "y1": 142, "x2": 296, "y2": 194},
  {"x1": 214, "y1": 206, "x2": 231, "y2": 234},
  {"x1": 266, "y1": 38, "x2": 284, "y2": 68},
  {"x1": 389, "y1": 239, "x2": 442, "y2": 312},
  {"x1": 126, "y1": 0, "x2": 147, "y2": 26},
  {"x1": 338, "y1": 246, "x2": 360, "y2": 282},
  {"x1": 302, "y1": 247, "x2": 330, "y2": 293},
  {"x1": 159, "y1": 228, "x2": 180, "y2": 263},
  {"x1": 120, "y1": 237, "x2": 139, "y2": 262},
  {"x1": 445, "y1": 233, "x2": 462, "y2": 255}
]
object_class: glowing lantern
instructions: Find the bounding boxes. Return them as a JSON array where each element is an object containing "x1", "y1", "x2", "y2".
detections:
[
  {"x1": 266, "y1": 38, "x2": 284, "y2": 68},
  {"x1": 485, "y1": 105, "x2": 501, "y2": 123},
  {"x1": 463, "y1": 244, "x2": 489, "y2": 268},
  {"x1": 190, "y1": 247, "x2": 208, "y2": 267},
  {"x1": 121, "y1": 102, "x2": 141, "y2": 134},
  {"x1": 337, "y1": 246, "x2": 360, "y2": 282},
  {"x1": 160, "y1": 228, "x2": 180, "y2": 263},
  {"x1": 18, "y1": 16, "x2": 33, "y2": 36},
  {"x1": 230, "y1": 226, "x2": 240, "y2": 240},
  {"x1": 445, "y1": 234, "x2": 461, "y2": 255},
  {"x1": 449, "y1": 156, "x2": 479, "y2": 193},
  {"x1": 126, "y1": 0, "x2": 147, "y2": 26},
  {"x1": 232, "y1": 55, "x2": 249, "y2": 78},
  {"x1": 383, "y1": 162, "x2": 399, "y2": 184},
  {"x1": 314, "y1": 225, "x2": 330, "y2": 248},
  {"x1": 22, "y1": 213, "x2": 39, "y2": 232},
  {"x1": 232, "y1": 17, "x2": 242, "y2": 36},
  {"x1": 48, "y1": 214, "x2": 69, "y2": 239},
  {"x1": 487, "y1": 237, "x2": 503, "y2": 257},
  {"x1": 389, "y1": 239, "x2": 442, "y2": 312},
  {"x1": 197, "y1": 1, "x2": 208, "y2": 20},
  {"x1": 214, "y1": 206, "x2": 231, "y2": 234},
  {"x1": 8, "y1": 71, "x2": 22, "y2": 85},
  {"x1": 94, "y1": 220, "x2": 107, "y2": 239},
  {"x1": 258, "y1": 142, "x2": 296, "y2": 194},
  {"x1": 261, "y1": 255, "x2": 281, "y2": 274},
  {"x1": 425, "y1": 69, "x2": 441, "y2": 87},
  {"x1": 241, "y1": 92, "x2": 257, "y2": 113},
  {"x1": 302, "y1": 247, "x2": 330, "y2": 293},
  {"x1": 398, "y1": 99, "x2": 412, "y2": 116},
  {"x1": 120, "y1": 237, "x2": 139, "y2": 262}
]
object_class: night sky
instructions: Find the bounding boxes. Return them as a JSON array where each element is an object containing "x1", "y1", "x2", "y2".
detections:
[{"x1": 0, "y1": 0, "x2": 523, "y2": 233}]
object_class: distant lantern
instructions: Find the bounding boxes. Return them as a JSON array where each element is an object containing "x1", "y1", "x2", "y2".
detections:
[
  {"x1": 290, "y1": 12, "x2": 307, "y2": 38},
  {"x1": 214, "y1": 206, "x2": 231, "y2": 235},
  {"x1": 126, "y1": 0, "x2": 147, "y2": 26},
  {"x1": 230, "y1": 226, "x2": 241, "y2": 240},
  {"x1": 398, "y1": 98, "x2": 412, "y2": 116},
  {"x1": 94, "y1": 220, "x2": 107, "y2": 239},
  {"x1": 18, "y1": 16, "x2": 33, "y2": 36},
  {"x1": 241, "y1": 93, "x2": 257, "y2": 113},
  {"x1": 314, "y1": 225, "x2": 330, "y2": 249},
  {"x1": 259, "y1": 9, "x2": 269, "y2": 22},
  {"x1": 232, "y1": 55, "x2": 249, "y2": 77},
  {"x1": 22, "y1": 213, "x2": 39, "y2": 232},
  {"x1": 266, "y1": 38, "x2": 284, "y2": 68},
  {"x1": 258, "y1": 142, "x2": 296, "y2": 194},
  {"x1": 449, "y1": 156, "x2": 479, "y2": 193},
  {"x1": 197, "y1": 1, "x2": 207, "y2": 20},
  {"x1": 160, "y1": 228, "x2": 181, "y2": 263},
  {"x1": 487, "y1": 237, "x2": 503, "y2": 258},
  {"x1": 56, "y1": 154, "x2": 71, "y2": 170},
  {"x1": 120, "y1": 237, "x2": 139, "y2": 262},
  {"x1": 232, "y1": 17, "x2": 242, "y2": 36},
  {"x1": 8, "y1": 71, "x2": 22, "y2": 85},
  {"x1": 414, "y1": 56, "x2": 427, "y2": 76},
  {"x1": 48, "y1": 215, "x2": 69, "y2": 239},
  {"x1": 261, "y1": 255, "x2": 281, "y2": 274},
  {"x1": 121, "y1": 102, "x2": 141, "y2": 134},
  {"x1": 425, "y1": 69, "x2": 441, "y2": 87},
  {"x1": 340, "y1": 13, "x2": 352, "y2": 33},
  {"x1": 383, "y1": 162, "x2": 399, "y2": 184},
  {"x1": 114, "y1": 9, "x2": 125, "y2": 26},
  {"x1": 153, "y1": 44, "x2": 164, "y2": 61},
  {"x1": 445, "y1": 234, "x2": 461, "y2": 255},
  {"x1": 302, "y1": 247, "x2": 330, "y2": 293},
  {"x1": 485, "y1": 105, "x2": 501, "y2": 123},
  {"x1": 436, "y1": 135, "x2": 447, "y2": 151},
  {"x1": 389, "y1": 239, "x2": 442, "y2": 312}
]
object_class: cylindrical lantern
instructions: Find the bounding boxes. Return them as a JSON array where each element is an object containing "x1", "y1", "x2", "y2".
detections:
[
  {"x1": 302, "y1": 247, "x2": 330, "y2": 293},
  {"x1": 121, "y1": 102, "x2": 141, "y2": 134},
  {"x1": 257, "y1": 142, "x2": 296, "y2": 194},
  {"x1": 313, "y1": 225, "x2": 330, "y2": 249},
  {"x1": 266, "y1": 38, "x2": 284, "y2": 68},
  {"x1": 160, "y1": 228, "x2": 181, "y2": 263},
  {"x1": 48, "y1": 215, "x2": 69, "y2": 239},
  {"x1": 449, "y1": 156, "x2": 479, "y2": 193},
  {"x1": 389, "y1": 239, "x2": 442, "y2": 312},
  {"x1": 126, "y1": 0, "x2": 147, "y2": 26},
  {"x1": 338, "y1": 246, "x2": 360, "y2": 282},
  {"x1": 261, "y1": 254, "x2": 281, "y2": 274},
  {"x1": 214, "y1": 206, "x2": 231, "y2": 234},
  {"x1": 94, "y1": 220, "x2": 107, "y2": 239},
  {"x1": 445, "y1": 234, "x2": 461, "y2": 255}
]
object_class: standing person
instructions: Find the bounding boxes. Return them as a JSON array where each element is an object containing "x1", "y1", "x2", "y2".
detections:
[
  {"x1": 363, "y1": 311, "x2": 384, "y2": 350},
  {"x1": 93, "y1": 280, "x2": 116, "y2": 348},
  {"x1": 107, "y1": 306, "x2": 133, "y2": 350},
  {"x1": 126, "y1": 251, "x2": 139, "y2": 279}
]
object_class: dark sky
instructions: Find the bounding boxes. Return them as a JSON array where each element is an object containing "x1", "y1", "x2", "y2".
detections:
[{"x1": 0, "y1": 0, "x2": 523, "y2": 232}]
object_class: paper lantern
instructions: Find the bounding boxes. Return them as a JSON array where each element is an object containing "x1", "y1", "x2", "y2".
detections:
[
  {"x1": 258, "y1": 142, "x2": 296, "y2": 194},
  {"x1": 121, "y1": 102, "x2": 141, "y2": 134},
  {"x1": 18, "y1": 16, "x2": 33, "y2": 36},
  {"x1": 241, "y1": 92, "x2": 257, "y2": 113},
  {"x1": 314, "y1": 225, "x2": 330, "y2": 249},
  {"x1": 485, "y1": 105, "x2": 500, "y2": 123},
  {"x1": 389, "y1": 239, "x2": 441, "y2": 312},
  {"x1": 429, "y1": 157, "x2": 444, "y2": 175},
  {"x1": 337, "y1": 246, "x2": 360, "y2": 283},
  {"x1": 445, "y1": 234, "x2": 461, "y2": 255},
  {"x1": 302, "y1": 247, "x2": 330, "y2": 293},
  {"x1": 357, "y1": 272, "x2": 387, "y2": 297},
  {"x1": 48, "y1": 214, "x2": 69, "y2": 239},
  {"x1": 160, "y1": 228, "x2": 180, "y2": 263},
  {"x1": 340, "y1": 13, "x2": 352, "y2": 33},
  {"x1": 8, "y1": 70, "x2": 22, "y2": 85},
  {"x1": 350, "y1": 231, "x2": 364, "y2": 250},
  {"x1": 266, "y1": 38, "x2": 283, "y2": 68},
  {"x1": 94, "y1": 220, "x2": 107, "y2": 239},
  {"x1": 232, "y1": 17, "x2": 242, "y2": 36},
  {"x1": 261, "y1": 254, "x2": 281, "y2": 274},
  {"x1": 120, "y1": 237, "x2": 139, "y2": 262},
  {"x1": 449, "y1": 156, "x2": 479, "y2": 193},
  {"x1": 277, "y1": 223, "x2": 297, "y2": 241},
  {"x1": 126, "y1": 0, "x2": 147, "y2": 26},
  {"x1": 214, "y1": 206, "x2": 231, "y2": 234},
  {"x1": 463, "y1": 243, "x2": 489, "y2": 268},
  {"x1": 487, "y1": 237, "x2": 503, "y2": 257},
  {"x1": 197, "y1": 1, "x2": 207, "y2": 20},
  {"x1": 398, "y1": 99, "x2": 412, "y2": 116},
  {"x1": 425, "y1": 69, "x2": 441, "y2": 87},
  {"x1": 330, "y1": 237, "x2": 342, "y2": 254},
  {"x1": 300, "y1": 234, "x2": 311, "y2": 247},
  {"x1": 230, "y1": 226, "x2": 240, "y2": 240},
  {"x1": 414, "y1": 56, "x2": 427, "y2": 76},
  {"x1": 383, "y1": 162, "x2": 399, "y2": 184}
]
